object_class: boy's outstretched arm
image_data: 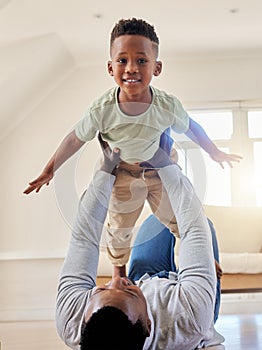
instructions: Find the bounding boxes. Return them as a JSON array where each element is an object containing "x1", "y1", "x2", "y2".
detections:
[
  {"x1": 23, "y1": 130, "x2": 85, "y2": 194},
  {"x1": 185, "y1": 117, "x2": 242, "y2": 168}
]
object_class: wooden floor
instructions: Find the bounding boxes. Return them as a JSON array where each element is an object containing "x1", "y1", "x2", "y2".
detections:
[
  {"x1": 215, "y1": 314, "x2": 262, "y2": 349},
  {"x1": 0, "y1": 314, "x2": 261, "y2": 349},
  {"x1": 221, "y1": 273, "x2": 262, "y2": 294}
]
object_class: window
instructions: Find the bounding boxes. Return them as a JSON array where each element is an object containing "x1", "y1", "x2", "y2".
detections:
[
  {"x1": 174, "y1": 107, "x2": 262, "y2": 207},
  {"x1": 254, "y1": 142, "x2": 262, "y2": 206},
  {"x1": 249, "y1": 111, "x2": 262, "y2": 206},
  {"x1": 248, "y1": 111, "x2": 262, "y2": 138},
  {"x1": 191, "y1": 111, "x2": 233, "y2": 140}
]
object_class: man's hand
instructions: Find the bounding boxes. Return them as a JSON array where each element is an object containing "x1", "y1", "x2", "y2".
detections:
[
  {"x1": 215, "y1": 260, "x2": 223, "y2": 280},
  {"x1": 98, "y1": 132, "x2": 121, "y2": 174},
  {"x1": 23, "y1": 170, "x2": 53, "y2": 194},
  {"x1": 210, "y1": 149, "x2": 243, "y2": 169}
]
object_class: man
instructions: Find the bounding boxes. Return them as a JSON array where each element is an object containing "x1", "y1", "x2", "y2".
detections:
[{"x1": 55, "y1": 136, "x2": 225, "y2": 349}]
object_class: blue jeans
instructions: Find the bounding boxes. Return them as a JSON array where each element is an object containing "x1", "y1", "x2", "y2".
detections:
[{"x1": 128, "y1": 215, "x2": 221, "y2": 323}]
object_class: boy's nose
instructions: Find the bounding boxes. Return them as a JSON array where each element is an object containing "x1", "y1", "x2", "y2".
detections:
[{"x1": 125, "y1": 62, "x2": 139, "y2": 73}]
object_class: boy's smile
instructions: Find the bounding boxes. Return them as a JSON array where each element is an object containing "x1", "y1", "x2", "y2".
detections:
[{"x1": 108, "y1": 35, "x2": 162, "y2": 107}]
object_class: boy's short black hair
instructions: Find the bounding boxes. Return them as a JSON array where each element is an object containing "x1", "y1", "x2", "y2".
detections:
[
  {"x1": 110, "y1": 17, "x2": 159, "y2": 54},
  {"x1": 80, "y1": 306, "x2": 147, "y2": 350}
]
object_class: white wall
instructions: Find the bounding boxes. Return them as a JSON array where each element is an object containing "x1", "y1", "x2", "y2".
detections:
[
  {"x1": 157, "y1": 52, "x2": 262, "y2": 102},
  {"x1": 1, "y1": 53, "x2": 262, "y2": 320}
]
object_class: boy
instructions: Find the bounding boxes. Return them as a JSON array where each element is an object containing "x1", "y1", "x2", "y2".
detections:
[{"x1": 24, "y1": 18, "x2": 241, "y2": 274}]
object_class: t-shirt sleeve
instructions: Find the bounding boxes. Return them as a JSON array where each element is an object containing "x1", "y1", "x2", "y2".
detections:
[
  {"x1": 55, "y1": 171, "x2": 115, "y2": 348},
  {"x1": 171, "y1": 97, "x2": 190, "y2": 134},
  {"x1": 74, "y1": 108, "x2": 98, "y2": 142}
]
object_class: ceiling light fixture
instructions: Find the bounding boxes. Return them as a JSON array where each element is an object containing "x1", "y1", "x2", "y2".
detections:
[
  {"x1": 94, "y1": 13, "x2": 103, "y2": 19},
  {"x1": 229, "y1": 8, "x2": 239, "y2": 14}
]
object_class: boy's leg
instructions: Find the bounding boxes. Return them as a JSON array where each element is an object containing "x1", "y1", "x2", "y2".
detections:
[
  {"x1": 128, "y1": 214, "x2": 176, "y2": 281},
  {"x1": 107, "y1": 170, "x2": 147, "y2": 266},
  {"x1": 146, "y1": 176, "x2": 179, "y2": 237}
]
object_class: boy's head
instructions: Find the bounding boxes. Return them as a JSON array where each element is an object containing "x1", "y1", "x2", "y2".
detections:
[
  {"x1": 108, "y1": 18, "x2": 162, "y2": 99},
  {"x1": 110, "y1": 17, "x2": 159, "y2": 57}
]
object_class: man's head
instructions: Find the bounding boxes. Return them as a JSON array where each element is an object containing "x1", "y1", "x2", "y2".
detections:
[
  {"x1": 80, "y1": 306, "x2": 147, "y2": 350},
  {"x1": 80, "y1": 276, "x2": 151, "y2": 349}
]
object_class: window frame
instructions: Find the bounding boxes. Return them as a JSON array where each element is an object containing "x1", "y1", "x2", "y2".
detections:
[{"x1": 177, "y1": 101, "x2": 262, "y2": 206}]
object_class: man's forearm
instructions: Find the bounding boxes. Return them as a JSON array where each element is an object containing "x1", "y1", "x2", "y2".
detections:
[
  {"x1": 71, "y1": 170, "x2": 115, "y2": 243},
  {"x1": 58, "y1": 170, "x2": 115, "y2": 292},
  {"x1": 160, "y1": 165, "x2": 216, "y2": 334},
  {"x1": 158, "y1": 164, "x2": 207, "y2": 237}
]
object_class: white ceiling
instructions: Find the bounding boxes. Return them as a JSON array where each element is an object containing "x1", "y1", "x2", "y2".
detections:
[
  {"x1": 1, "y1": 0, "x2": 262, "y2": 139},
  {"x1": 1, "y1": 0, "x2": 262, "y2": 63}
]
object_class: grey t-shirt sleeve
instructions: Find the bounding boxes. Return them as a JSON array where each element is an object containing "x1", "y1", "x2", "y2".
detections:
[
  {"x1": 141, "y1": 165, "x2": 224, "y2": 349},
  {"x1": 55, "y1": 170, "x2": 115, "y2": 348}
]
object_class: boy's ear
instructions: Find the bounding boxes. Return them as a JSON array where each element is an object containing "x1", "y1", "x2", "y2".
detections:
[
  {"x1": 154, "y1": 61, "x2": 162, "y2": 76},
  {"x1": 107, "y1": 61, "x2": 114, "y2": 76}
]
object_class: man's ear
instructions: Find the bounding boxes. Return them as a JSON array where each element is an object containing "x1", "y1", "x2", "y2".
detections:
[
  {"x1": 107, "y1": 61, "x2": 114, "y2": 76},
  {"x1": 146, "y1": 318, "x2": 152, "y2": 337},
  {"x1": 154, "y1": 61, "x2": 162, "y2": 76}
]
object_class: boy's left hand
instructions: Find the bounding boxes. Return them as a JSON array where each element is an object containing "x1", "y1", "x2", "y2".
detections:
[{"x1": 210, "y1": 149, "x2": 243, "y2": 169}]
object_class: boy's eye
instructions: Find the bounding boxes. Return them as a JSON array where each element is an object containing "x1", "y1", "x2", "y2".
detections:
[
  {"x1": 116, "y1": 58, "x2": 147, "y2": 64},
  {"x1": 138, "y1": 58, "x2": 147, "y2": 64},
  {"x1": 117, "y1": 58, "x2": 127, "y2": 64}
]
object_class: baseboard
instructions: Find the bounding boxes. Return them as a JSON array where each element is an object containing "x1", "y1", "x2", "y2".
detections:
[{"x1": 220, "y1": 292, "x2": 262, "y2": 314}]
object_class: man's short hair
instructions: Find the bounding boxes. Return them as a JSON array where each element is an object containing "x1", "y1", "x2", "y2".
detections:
[
  {"x1": 80, "y1": 306, "x2": 147, "y2": 350},
  {"x1": 110, "y1": 17, "x2": 159, "y2": 56}
]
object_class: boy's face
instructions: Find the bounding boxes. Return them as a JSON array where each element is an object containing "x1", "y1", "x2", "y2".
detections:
[{"x1": 108, "y1": 35, "x2": 162, "y2": 102}]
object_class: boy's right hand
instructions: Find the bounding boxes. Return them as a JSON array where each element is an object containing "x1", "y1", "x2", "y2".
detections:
[{"x1": 23, "y1": 170, "x2": 53, "y2": 194}]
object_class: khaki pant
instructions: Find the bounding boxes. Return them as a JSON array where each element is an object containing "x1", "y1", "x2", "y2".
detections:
[{"x1": 107, "y1": 161, "x2": 179, "y2": 266}]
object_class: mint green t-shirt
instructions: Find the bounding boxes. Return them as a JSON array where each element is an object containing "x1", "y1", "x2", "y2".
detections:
[{"x1": 75, "y1": 86, "x2": 189, "y2": 163}]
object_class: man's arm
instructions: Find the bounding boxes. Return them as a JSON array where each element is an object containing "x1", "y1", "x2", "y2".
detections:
[
  {"x1": 55, "y1": 138, "x2": 121, "y2": 345},
  {"x1": 185, "y1": 117, "x2": 242, "y2": 168},
  {"x1": 57, "y1": 134, "x2": 121, "y2": 289}
]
